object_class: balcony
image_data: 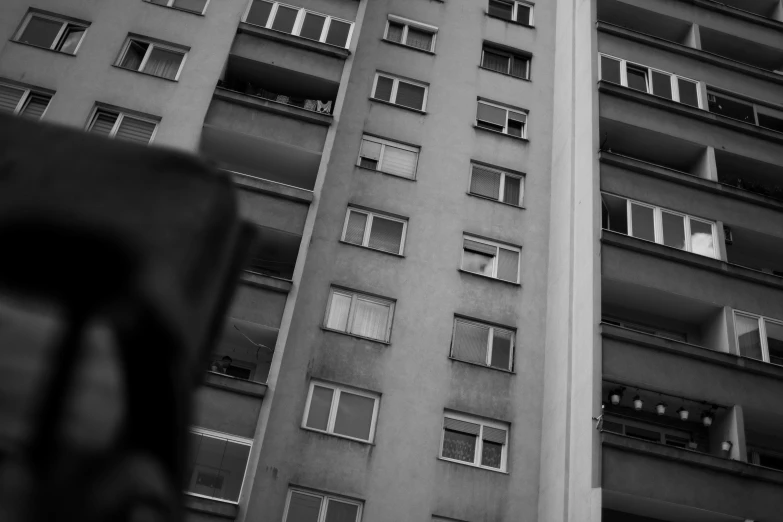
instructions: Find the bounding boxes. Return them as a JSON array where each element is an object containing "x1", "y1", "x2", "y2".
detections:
[
  {"x1": 715, "y1": 148, "x2": 783, "y2": 203},
  {"x1": 597, "y1": 0, "x2": 695, "y2": 47},
  {"x1": 700, "y1": 25, "x2": 783, "y2": 72},
  {"x1": 713, "y1": 0, "x2": 781, "y2": 20}
]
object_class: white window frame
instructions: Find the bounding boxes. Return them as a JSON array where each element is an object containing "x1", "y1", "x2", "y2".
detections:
[
  {"x1": 451, "y1": 317, "x2": 515, "y2": 371},
  {"x1": 439, "y1": 411, "x2": 509, "y2": 472},
  {"x1": 282, "y1": 488, "x2": 363, "y2": 522},
  {"x1": 476, "y1": 100, "x2": 528, "y2": 138},
  {"x1": 86, "y1": 107, "x2": 160, "y2": 143},
  {"x1": 14, "y1": 12, "x2": 88, "y2": 54},
  {"x1": 598, "y1": 53, "x2": 702, "y2": 108},
  {"x1": 371, "y1": 72, "x2": 429, "y2": 111},
  {"x1": 488, "y1": 0, "x2": 534, "y2": 26},
  {"x1": 733, "y1": 310, "x2": 783, "y2": 365},
  {"x1": 146, "y1": 0, "x2": 211, "y2": 15},
  {"x1": 469, "y1": 163, "x2": 525, "y2": 206},
  {"x1": 707, "y1": 89, "x2": 783, "y2": 132},
  {"x1": 117, "y1": 37, "x2": 187, "y2": 81},
  {"x1": 302, "y1": 381, "x2": 380, "y2": 443},
  {"x1": 602, "y1": 415, "x2": 692, "y2": 447},
  {"x1": 461, "y1": 234, "x2": 521, "y2": 283},
  {"x1": 357, "y1": 135, "x2": 420, "y2": 179},
  {"x1": 0, "y1": 82, "x2": 52, "y2": 119},
  {"x1": 185, "y1": 427, "x2": 252, "y2": 503},
  {"x1": 601, "y1": 193, "x2": 719, "y2": 259},
  {"x1": 384, "y1": 15, "x2": 438, "y2": 52},
  {"x1": 480, "y1": 45, "x2": 531, "y2": 79},
  {"x1": 242, "y1": 1, "x2": 355, "y2": 49},
  {"x1": 323, "y1": 287, "x2": 395, "y2": 342},
  {"x1": 341, "y1": 207, "x2": 408, "y2": 255}
]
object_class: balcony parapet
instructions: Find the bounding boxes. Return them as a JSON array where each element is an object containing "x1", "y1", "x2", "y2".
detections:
[
  {"x1": 203, "y1": 371, "x2": 268, "y2": 398},
  {"x1": 237, "y1": 22, "x2": 351, "y2": 60},
  {"x1": 229, "y1": 170, "x2": 314, "y2": 203},
  {"x1": 184, "y1": 494, "x2": 239, "y2": 519},
  {"x1": 213, "y1": 87, "x2": 333, "y2": 127},
  {"x1": 239, "y1": 271, "x2": 293, "y2": 293}
]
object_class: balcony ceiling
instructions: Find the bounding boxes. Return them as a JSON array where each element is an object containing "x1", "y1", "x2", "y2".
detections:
[{"x1": 604, "y1": 490, "x2": 744, "y2": 522}]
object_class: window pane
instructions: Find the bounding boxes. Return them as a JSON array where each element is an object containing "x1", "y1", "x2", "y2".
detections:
[
  {"x1": 246, "y1": 0, "x2": 273, "y2": 26},
  {"x1": 661, "y1": 211, "x2": 685, "y2": 250},
  {"x1": 651, "y1": 71, "x2": 672, "y2": 99},
  {"x1": 488, "y1": 0, "x2": 513, "y2": 20},
  {"x1": 630, "y1": 203, "x2": 655, "y2": 242},
  {"x1": 497, "y1": 248, "x2": 519, "y2": 282},
  {"x1": 300, "y1": 13, "x2": 326, "y2": 41},
  {"x1": 380, "y1": 146, "x2": 417, "y2": 178},
  {"x1": 386, "y1": 22, "x2": 404, "y2": 43},
  {"x1": 470, "y1": 166, "x2": 501, "y2": 200},
  {"x1": 626, "y1": 66, "x2": 648, "y2": 92},
  {"x1": 19, "y1": 16, "x2": 62, "y2": 48},
  {"x1": 452, "y1": 320, "x2": 489, "y2": 364},
  {"x1": 19, "y1": 94, "x2": 50, "y2": 120},
  {"x1": 395, "y1": 82, "x2": 425, "y2": 110},
  {"x1": 373, "y1": 76, "x2": 394, "y2": 101},
  {"x1": 0, "y1": 85, "x2": 24, "y2": 113},
  {"x1": 350, "y1": 298, "x2": 390, "y2": 340},
  {"x1": 271, "y1": 5, "x2": 298, "y2": 33},
  {"x1": 306, "y1": 385, "x2": 334, "y2": 430},
  {"x1": 120, "y1": 40, "x2": 150, "y2": 71},
  {"x1": 173, "y1": 0, "x2": 208, "y2": 13},
  {"x1": 325, "y1": 292, "x2": 351, "y2": 331},
  {"x1": 482, "y1": 50, "x2": 510, "y2": 74},
  {"x1": 360, "y1": 139, "x2": 381, "y2": 160},
  {"x1": 325, "y1": 500, "x2": 359, "y2": 522},
  {"x1": 511, "y1": 56, "x2": 528, "y2": 78},
  {"x1": 333, "y1": 392, "x2": 375, "y2": 440},
  {"x1": 143, "y1": 47, "x2": 183, "y2": 79},
  {"x1": 406, "y1": 28, "x2": 433, "y2": 51},
  {"x1": 462, "y1": 250, "x2": 494, "y2": 277},
  {"x1": 708, "y1": 94, "x2": 754, "y2": 123},
  {"x1": 185, "y1": 434, "x2": 226, "y2": 498},
  {"x1": 507, "y1": 118, "x2": 524, "y2": 137},
  {"x1": 477, "y1": 102, "x2": 506, "y2": 127},
  {"x1": 602, "y1": 194, "x2": 628, "y2": 234},
  {"x1": 442, "y1": 429, "x2": 477, "y2": 462},
  {"x1": 481, "y1": 440, "x2": 503, "y2": 468},
  {"x1": 689, "y1": 220, "x2": 714, "y2": 258},
  {"x1": 736, "y1": 314, "x2": 763, "y2": 361},
  {"x1": 218, "y1": 440, "x2": 251, "y2": 501},
  {"x1": 601, "y1": 56, "x2": 622, "y2": 84},
  {"x1": 678, "y1": 79, "x2": 699, "y2": 107},
  {"x1": 503, "y1": 176, "x2": 522, "y2": 205},
  {"x1": 516, "y1": 4, "x2": 532, "y2": 24},
  {"x1": 287, "y1": 491, "x2": 322, "y2": 522},
  {"x1": 344, "y1": 211, "x2": 367, "y2": 245},
  {"x1": 490, "y1": 329, "x2": 513, "y2": 370},
  {"x1": 367, "y1": 217, "x2": 404, "y2": 254},
  {"x1": 89, "y1": 111, "x2": 119, "y2": 136},
  {"x1": 767, "y1": 321, "x2": 783, "y2": 366},
  {"x1": 757, "y1": 112, "x2": 783, "y2": 133},
  {"x1": 115, "y1": 116, "x2": 157, "y2": 144},
  {"x1": 56, "y1": 26, "x2": 84, "y2": 54},
  {"x1": 325, "y1": 20, "x2": 351, "y2": 47}
]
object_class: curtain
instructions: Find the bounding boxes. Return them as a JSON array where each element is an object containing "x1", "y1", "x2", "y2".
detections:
[
  {"x1": 736, "y1": 314, "x2": 763, "y2": 360},
  {"x1": 286, "y1": 491, "x2": 322, "y2": 522},
  {"x1": 452, "y1": 320, "x2": 489, "y2": 364},
  {"x1": 511, "y1": 56, "x2": 528, "y2": 78},
  {"x1": 89, "y1": 111, "x2": 119, "y2": 136},
  {"x1": 381, "y1": 146, "x2": 416, "y2": 178},
  {"x1": 502, "y1": 175, "x2": 521, "y2": 205},
  {"x1": 471, "y1": 166, "x2": 501, "y2": 200},
  {"x1": 442, "y1": 430, "x2": 477, "y2": 463},
  {"x1": 368, "y1": 217, "x2": 404, "y2": 253},
  {"x1": 386, "y1": 22, "x2": 404, "y2": 43},
  {"x1": 121, "y1": 40, "x2": 148, "y2": 71},
  {"x1": 144, "y1": 48, "x2": 183, "y2": 80},
  {"x1": 497, "y1": 249, "x2": 519, "y2": 282},
  {"x1": 57, "y1": 27, "x2": 84, "y2": 54},
  {"x1": 406, "y1": 28, "x2": 432, "y2": 51},
  {"x1": 305, "y1": 386, "x2": 334, "y2": 430},
  {"x1": 116, "y1": 116, "x2": 156, "y2": 144},
  {"x1": 395, "y1": 82, "x2": 425, "y2": 110},
  {"x1": 482, "y1": 50, "x2": 509, "y2": 74},
  {"x1": 173, "y1": 0, "x2": 208, "y2": 13},
  {"x1": 343, "y1": 211, "x2": 367, "y2": 245},
  {"x1": 19, "y1": 94, "x2": 50, "y2": 119},
  {"x1": 490, "y1": 329, "x2": 513, "y2": 370},
  {"x1": 0, "y1": 85, "x2": 24, "y2": 113},
  {"x1": 350, "y1": 298, "x2": 390, "y2": 340},
  {"x1": 325, "y1": 500, "x2": 359, "y2": 522},
  {"x1": 689, "y1": 220, "x2": 715, "y2": 258},
  {"x1": 325, "y1": 292, "x2": 351, "y2": 332}
]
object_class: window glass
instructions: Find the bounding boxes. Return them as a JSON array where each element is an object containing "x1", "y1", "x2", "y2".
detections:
[
  {"x1": 507, "y1": 115, "x2": 525, "y2": 137},
  {"x1": 481, "y1": 440, "x2": 503, "y2": 468},
  {"x1": 121, "y1": 40, "x2": 149, "y2": 71},
  {"x1": 602, "y1": 194, "x2": 628, "y2": 234},
  {"x1": 386, "y1": 21, "x2": 404, "y2": 43},
  {"x1": 503, "y1": 176, "x2": 522, "y2": 205},
  {"x1": 689, "y1": 220, "x2": 714, "y2": 258},
  {"x1": 287, "y1": 491, "x2": 322, "y2": 522},
  {"x1": 517, "y1": 4, "x2": 532, "y2": 24},
  {"x1": 343, "y1": 211, "x2": 367, "y2": 245},
  {"x1": 452, "y1": 320, "x2": 489, "y2": 364},
  {"x1": 736, "y1": 314, "x2": 763, "y2": 360},
  {"x1": 708, "y1": 94, "x2": 754, "y2": 123},
  {"x1": 19, "y1": 94, "x2": 50, "y2": 119},
  {"x1": 173, "y1": 0, "x2": 207, "y2": 12},
  {"x1": 511, "y1": 57, "x2": 528, "y2": 78},
  {"x1": 678, "y1": 79, "x2": 699, "y2": 107},
  {"x1": 601, "y1": 56, "x2": 622, "y2": 84},
  {"x1": 626, "y1": 65, "x2": 648, "y2": 92},
  {"x1": 325, "y1": 20, "x2": 351, "y2": 47},
  {"x1": 325, "y1": 292, "x2": 351, "y2": 331},
  {"x1": 651, "y1": 71, "x2": 672, "y2": 99},
  {"x1": 90, "y1": 111, "x2": 119, "y2": 136},
  {"x1": 630, "y1": 203, "x2": 655, "y2": 242},
  {"x1": 406, "y1": 27, "x2": 433, "y2": 51},
  {"x1": 183, "y1": 433, "x2": 250, "y2": 502},
  {"x1": 483, "y1": 50, "x2": 510, "y2": 73},
  {"x1": 324, "y1": 500, "x2": 359, "y2": 522},
  {"x1": 381, "y1": 146, "x2": 416, "y2": 178},
  {"x1": 350, "y1": 298, "x2": 389, "y2": 340},
  {"x1": 333, "y1": 392, "x2": 375, "y2": 440},
  {"x1": 661, "y1": 211, "x2": 685, "y2": 250},
  {"x1": 367, "y1": 217, "x2": 404, "y2": 253},
  {"x1": 271, "y1": 5, "x2": 298, "y2": 33},
  {"x1": 765, "y1": 321, "x2": 783, "y2": 366},
  {"x1": 490, "y1": 329, "x2": 513, "y2": 370},
  {"x1": 395, "y1": 82, "x2": 425, "y2": 110},
  {"x1": 374, "y1": 76, "x2": 394, "y2": 101},
  {"x1": 246, "y1": 0, "x2": 273, "y2": 26},
  {"x1": 306, "y1": 385, "x2": 334, "y2": 430},
  {"x1": 496, "y1": 248, "x2": 519, "y2": 282},
  {"x1": 20, "y1": 16, "x2": 62, "y2": 47},
  {"x1": 442, "y1": 429, "x2": 476, "y2": 462},
  {"x1": 57, "y1": 26, "x2": 84, "y2": 54},
  {"x1": 300, "y1": 13, "x2": 325, "y2": 41},
  {"x1": 757, "y1": 113, "x2": 783, "y2": 133},
  {"x1": 488, "y1": 0, "x2": 514, "y2": 20},
  {"x1": 143, "y1": 47, "x2": 183, "y2": 79}
]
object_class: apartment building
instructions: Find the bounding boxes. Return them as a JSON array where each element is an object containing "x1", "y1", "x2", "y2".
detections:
[{"x1": 1, "y1": 0, "x2": 782, "y2": 521}]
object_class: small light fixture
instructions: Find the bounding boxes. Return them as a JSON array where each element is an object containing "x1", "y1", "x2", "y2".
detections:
[
  {"x1": 609, "y1": 388, "x2": 624, "y2": 405},
  {"x1": 633, "y1": 395, "x2": 643, "y2": 411},
  {"x1": 721, "y1": 440, "x2": 733, "y2": 453},
  {"x1": 688, "y1": 439, "x2": 698, "y2": 450},
  {"x1": 656, "y1": 402, "x2": 667, "y2": 415},
  {"x1": 677, "y1": 407, "x2": 689, "y2": 421},
  {"x1": 701, "y1": 409, "x2": 714, "y2": 427}
]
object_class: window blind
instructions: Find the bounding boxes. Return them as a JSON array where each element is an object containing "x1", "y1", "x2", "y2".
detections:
[
  {"x1": 19, "y1": 94, "x2": 51, "y2": 119},
  {"x1": 360, "y1": 139, "x2": 381, "y2": 160},
  {"x1": 344, "y1": 211, "x2": 367, "y2": 245},
  {"x1": 490, "y1": 329, "x2": 513, "y2": 370},
  {"x1": 287, "y1": 491, "x2": 322, "y2": 522},
  {"x1": 374, "y1": 76, "x2": 394, "y2": 102},
  {"x1": 381, "y1": 146, "x2": 416, "y2": 178},
  {"x1": 90, "y1": 111, "x2": 119, "y2": 136},
  {"x1": 452, "y1": 320, "x2": 489, "y2": 364},
  {"x1": 471, "y1": 166, "x2": 502, "y2": 199},
  {"x1": 351, "y1": 298, "x2": 389, "y2": 340},
  {"x1": 482, "y1": 426, "x2": 507, "y2": 444},
  {"x1": 444, "y1": 417, "x2": 481, "y2": 435},
  {"x1": 488, "y1": 0, "x2": 513, "y2": 19},
  {"x1": 0, "y1": 85, "x2": 24, "y2": 113},
  {"x1": 511, "y1": 57, "x2": 528, "y2": 78},
  {"x1": 406, "y1": 28, "x2": 432, "y2": 51},
  {"x1": 483, "y1": 51, "x2": 509, "y2": 74},
  {"x1": 368, "y1": 217, "x2": 404, "y2": 253},
  {"x1": 386, "y1": 22, "x2": 404, "y2": 43},
  {"x1": 395, "y1": 82, "x2": 425, "y2": 110},
  {"x1": 496, "y1": 249, "x2": 519, "y2": 282},
  {"x1": 477, "y1": 103, "x2": 506, "y2": 126},
  {"x1": 503, "y1": 176, "x2": 521, "y2": 205},
  {"x1": 271, "y1": 5, "x2": 298, "y2": 32},
  {"x1": 463, "y1": 239, "x2": 497, "y2": 256},
  {"x1": 115, "y1": 116, "x2": 156, "y2": 144}
]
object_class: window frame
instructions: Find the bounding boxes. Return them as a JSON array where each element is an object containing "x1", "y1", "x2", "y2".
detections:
[
  {"x1": 602, "y1": 414, "x2": 693, "y2": 448},
  {"x1": 707, "y1": 89, "x2": 783, "y2": 133},
  {"x1": 14, "y1": 11, "x2": 89, "y2": 54},
  {"x1": 475, "y1": 100, "x2": 528, "y2": 138},
  {"x1": 146, "y1": 0, "x2": 211, "y2": 15},
  {"x1": 302, "y1": 380, "x2": 381, "y2": 443},
  {"x1": 282, "y1": 488, "x2": 363, "y2": 522},
  {"x1": 86, "y1": 107, "x2": 160, "y2": 144},
  {"x1": 439, "y1": 411, "x2": 509, "y2": 472},
  {"x1": 341, "y1": 207, "x2": 408, "y2": 255},
  {"x1": 116, "y1": 36, "x2": 188, "y2": 81},
  {"x1": 242, "y1": 1, "x2": 355, "y2": 49},
  {"x1": 185, "y1": 427, "x2": 252, "y2": 503},
  {"x1": 598, "y1": 53, "x2": 702, "y2": 109},
  {"x1": 733, "y1": 310, "x2": 783, "y2": 365},
  {"x1": 468, "y1": 163, "x2": 525, "y2": 207},
  {"x1": 371, "y1": 72, "x2": 429, "y2": 112},
  {"x1": 461, "y1": 234, "x2": 521, "y2": 283},
  {"x1": 450, "y1": 316, "x2": 516, "y2": 371},
  {"x1": 488, "y1": 0, "x2": 534, "y2": 26},
  {"x1": 383, "y1": 15, "x2": 438, "y2": 53},
  {"x1": 323, "y1": 287, "x2": 395, "y2": 342},
  {"x1": 480, "y1": 44, "x2": 531, "y2": 80},
  {"x1": 357, "y1": 134, "x2": 420, "y2": 179},
  {"x1": 0, "y1": 82, "x2": 52, "y2": 119}
]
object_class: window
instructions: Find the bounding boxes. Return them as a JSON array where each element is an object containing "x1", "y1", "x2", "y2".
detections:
[
  {"x1": 303, "y1": 381, "x2": 380, "y2": 442},
  {"x1": 708, "y1": 91, "x2": 783, "y2": 134},
  {"x1": 371, "y1": 73, "x2": 428, "y2": 111},
  {"x1": 384, "y1": 16, "x2": 437, "y2": 52},
  {"x1": 324, "y1": 287, "x2": 395, "y2": 342},
  {"x1": 469, "y1": 163, "x2": 524, "y2": 206},
  {"x1": 488, "y1": 0, "x2": 533, "y2": 25},
  {"x1": 117, "y1": 37, "x2": 187, "y2": 80},
  {"x1": 603, "y1": 416, "x2": 694, "y2": 449},
  {"x1": 476, "y1": 100, "x2": 527, "y2": 138},
  {"x1": 601, "y1": 193, "x2": 718, "y2": 259},
  {"x1": 244, "y1": 1, "x2": 354, "y2": 48},
  {"x1": 440, "y1": 412, "x2": 509, "y2": 471},
  {"x1": 342, "y1": 208, "x2": 407, "y2": 255},
  {"x1": 481, "y1": 44, "x2": 530, "y2": 79},
  {"x1": 461, "y1": 235, "x2": 520, "y2": 283},
  {"x1": 599, "y1": 54, "x2": 701, "y2": 108},
  {"x1": 14, "y1": 11, "x2": 88, "y2": 55},
  {"x1": 87, "y1": 108, "x2": 158, "y2": 144},
  {"x1": 734, "y1": 311, "x2": 783, "y2": 366},
  {"x1": 146, "y1": 0, "x2": 209, "y2": 14},
  {"x1": 183, "y1": 428, "x2": 251, "y2": 502},
  {"x1": 0, "y1": 83, "x2": 52, "y2": 119},
  {"x1": 357, "y1": 135, "x2": 419, "y2": 179},
  {"x1": 283, "y1": 488, "x2": 363, "y2": 522},
  {"x1": 451, "y1": 317, "x2": 515, "y2": 371}
]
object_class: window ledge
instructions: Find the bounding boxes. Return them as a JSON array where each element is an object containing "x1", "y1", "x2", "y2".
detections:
[
  {"x1": 237, "y1": 22, "x2": 351, "y2": 60},
  {"x1": 111, "y1": 64, "x2": 179, "y2": 83},
  {"x1": 478, "y1": 65, "x2": 531, "y2": 82},
  {"x1": 381, "y1": 38, "x2": 436, "y2": 55},
  {"x1": 473, "y1": 125, "x2": 528, "y2": 142},
  {"x1": 228, "y1": 170, "x2": 314, "y2": 203},
  {"x1": 485, "y1": 13, "x2": 534, "y2": 28},
  {"x1": 355, "y1": 164, "x2": 417, "y2": 181},
  {"x1": 320, "y1": 326, "x2": 391, "y2": 345},
  {"x1": 457, "y1": 268, "x2": 521, "y2": 287},
  {"x1": 9, "y1": 40, "x2": 76, "y2": 56},
  {"x1": 183, "y1": 493, "x2": 238, "y2": 519},
  {"x1": 203, "y1": 371, "x2": 268, "y2": 398},
  {"x1": 338, "y1": 240, "x2": 405, "y2": 258},
  {"x1": 448, "y1": 356, "x2": 515, "y2": 375},
  {"x1": 369, "y1": 97, "x2": 427, "y2": 115},
  {"x1": 437, "y1": 457, "x2": 509, "y2": 474},
  {"x1": 144, "y1": 1, "x2": 205, "y2": 16},
  {"x1": 466, "y1": 192, "x2": 525, "y2": 210},
  {"x1": 239, "y1": 271, "x2": 293, "y2": 293},
  {"x1": 301, "y1": 426, "x2": 375, "y2": 445},
  {"x1": 215, "y1": 87, "x2": 333, "y2": 126}
]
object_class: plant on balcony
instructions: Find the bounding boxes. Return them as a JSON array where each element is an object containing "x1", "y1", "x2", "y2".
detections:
[{"x1": 722, "y1": 177, "x2": 783, "y2": 201}]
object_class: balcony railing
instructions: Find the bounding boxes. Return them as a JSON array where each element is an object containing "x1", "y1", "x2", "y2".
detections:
[{"x1": 217, "y1": 79, "x2": 332, "y2": 115}]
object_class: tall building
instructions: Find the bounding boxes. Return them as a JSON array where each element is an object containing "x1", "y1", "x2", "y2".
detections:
[{"x1": 1, "y1": 0, "x2": 782, "y2": 521}]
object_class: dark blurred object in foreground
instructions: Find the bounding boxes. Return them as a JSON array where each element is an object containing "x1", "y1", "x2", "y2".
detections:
[{"x1": 0, "y1": 114, "x2": 255, "y2": 522}]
